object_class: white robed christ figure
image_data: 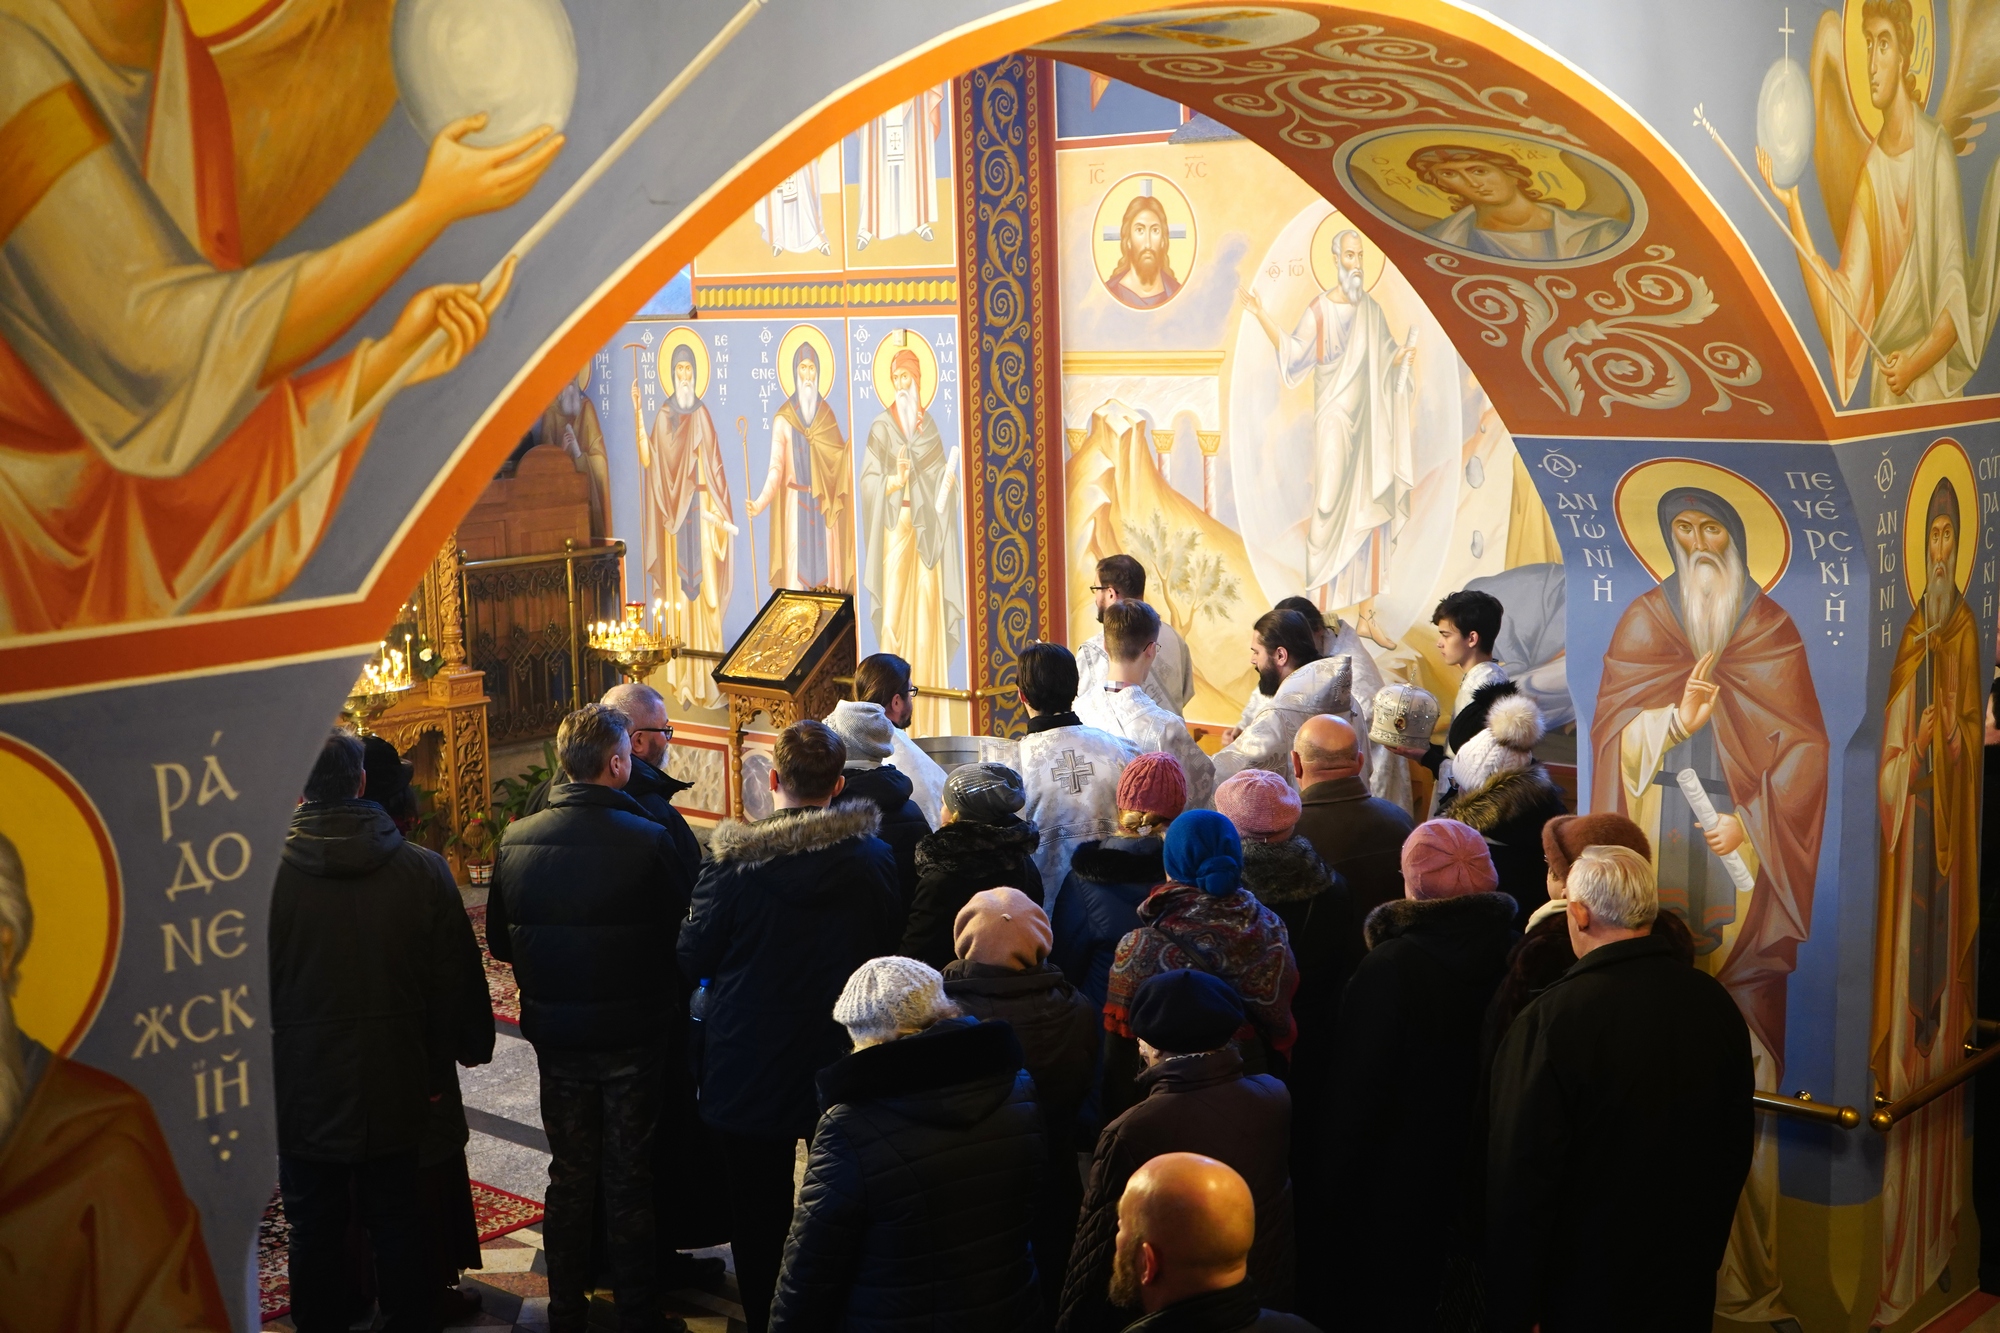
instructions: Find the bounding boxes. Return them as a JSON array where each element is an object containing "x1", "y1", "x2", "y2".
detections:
[
  {"x1": 1241, "y1": 229, "x2": 1416, "y2": 622},
  {"x1": 856, "y1": 87, "x2": 945, "y2": 249}
]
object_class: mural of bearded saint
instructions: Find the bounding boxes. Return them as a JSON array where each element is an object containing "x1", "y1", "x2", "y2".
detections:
[
  {"x1": 633, "y1": 343, "x2": 735, "y2": 708},
  {"x1": 1591, "y1": 487, "x2": 1827, "y2": 1323},
  {"x1": 1874, "y1": 476, "x2": 1983, "y2": 1325},
  {"x1": 860, "y1": 347, "x2": 963, "y2": 735},
  {"x1": 542, "y1": 366, "x2": 612, "y2": 539},
  {"x1": 751, "y1": 341, "x2": 853, "y2": 593}
]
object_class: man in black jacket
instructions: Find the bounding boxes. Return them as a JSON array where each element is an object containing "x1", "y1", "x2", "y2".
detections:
[
  {"x1": 520, "y1": 682, "x2": 702, "y2": 878},
  {"x1": 1110, "y1": 1155, "x2": 1319, "y2": 1333},
  {"x1": 270, "y1": 729, "x2": 475, "y2": 1333},
  {"x1": 679, "y1": 719, "x2": 900, "y2": 1333},
  {"x1": 489, "y1": 704, "x2": 693, "y2": 1333},
  {"x1": 1290, "y1": 715, "x2": 1414, "y2": 926},
  {"x1": 1064, "y1": 970, "x2": 1295, "y2": 1333},
  {"x1": 1486, "y1": 844, "x2": 1753, "y2": 1333}
]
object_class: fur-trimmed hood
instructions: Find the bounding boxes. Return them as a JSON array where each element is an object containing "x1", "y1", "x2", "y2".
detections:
[
  {"x1": 915, "y1": 816, "x2": 1041, "y2": 876},
  {"x1": 1439, "y1": 764, "x2": 1565, "y2": 836},
  {"x1": 1067, "y1": 836, "x2": 1167, "y2": 888},
  {"x1": 708, "y1": 798, "x2": 882, "y2": 866},
  {"x1": 816, "y1": 1016, "x2": 1025, "y2": 1125},
  {"x1": 1363, "y1": 890, "x2": 1519, "y2": 950},
  {"x1": 1239, "y1": 835, "x2": 1335, "y2": 906}
]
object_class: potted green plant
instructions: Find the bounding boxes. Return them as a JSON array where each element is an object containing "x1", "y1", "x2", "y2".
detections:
[{"x1": 448, "y1": 813, "x2": 498, "y2": 886}]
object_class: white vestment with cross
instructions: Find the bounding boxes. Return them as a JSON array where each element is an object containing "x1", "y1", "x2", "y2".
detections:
[{"x1": 989, "y1": 723, "x2": 1140, "y2": 917}]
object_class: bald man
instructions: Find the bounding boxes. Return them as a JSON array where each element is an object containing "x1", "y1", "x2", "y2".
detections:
[
  {"x1": 1109, "y1": 1154, "x2": 1319, "y2": 1333},
  {"x1": 1290, "y1": 714, "x2": 1414, "y2": 922}
]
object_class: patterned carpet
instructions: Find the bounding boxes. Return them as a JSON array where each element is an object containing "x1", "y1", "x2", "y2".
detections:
[
  {"x1": 466, "y1": 904, "x2": 521, "y2": 1025},
  {"x1": 258, "y1": 1180, "x2": 544, "y2": 1320}
]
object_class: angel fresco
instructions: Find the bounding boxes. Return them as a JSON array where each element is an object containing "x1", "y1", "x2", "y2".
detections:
[
  {"x1": 0, "y1": 0, "x2": 564, "y2": 635},
  {"x1": 1755, "y1": 0, "x2": 2000, "y2": 407}
]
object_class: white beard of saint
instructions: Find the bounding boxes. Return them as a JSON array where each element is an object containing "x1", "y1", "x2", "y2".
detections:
[
  {"x1": 1675, "y1": 538, "x2": 1747, "y2": 661},
  {"x1": 894, "y1": 388, "x2": 920, "y2": 436},
  {"x1": 674, "y1": 381, "x2": 696, "y2": 412},
  {"x1": 796, "y1": 383, "x2": 820, "y2": 422},
  {"x1": 1925, "y1": 560, "x2": 1957, "y2": 629},
  {"x1": 1339, "y1": 262, "x2": 1364, "y2": 303}
]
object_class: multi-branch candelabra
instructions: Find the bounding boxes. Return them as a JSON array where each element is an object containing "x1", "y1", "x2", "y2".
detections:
[
  {"x1": 344, "y1": 637, "x2": 414, "y2": 735},
  {"x1": 589, "y1": 601, "x2": 678, "y2": 683}
]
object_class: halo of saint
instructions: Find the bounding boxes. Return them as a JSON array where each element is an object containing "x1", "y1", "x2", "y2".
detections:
[
  {"x1": 659, "y1": 327, "x2": 711, "y2": 399},
  {"x1": 1613, "y1": 459, "x2": 1791, "y2": 591},
  {"x1": 1309, "y1": 210, "x2": 1387, "y2": 294},
  {"x1": 1091, "y1": 173, "x2": 1199, "y2": 311},
  {"x1": 0, "y1": 733, "x2": 119, "y2": 1056},
  {"x1": 871, "y1": 328, "x2": 940, "y2": 410},
  {"x1": 778, "y1": 324, "x2": 840, "y2": 396},
  {"x1": 1901, "y1": 438, "x2": 1975, "y2": 603},
  {"x1": 1843, "y1": 0, "x2": 1937, "y2": 139}
]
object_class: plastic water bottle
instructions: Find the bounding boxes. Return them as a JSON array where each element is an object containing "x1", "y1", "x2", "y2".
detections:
[{"x1": 690, "y1": 979, "x2": 710, "y2": 1022}]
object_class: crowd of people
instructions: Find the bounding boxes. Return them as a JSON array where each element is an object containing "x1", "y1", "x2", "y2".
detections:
[{"x1": 266, "y1": 563, "x2": 1759, "y2": 1333}]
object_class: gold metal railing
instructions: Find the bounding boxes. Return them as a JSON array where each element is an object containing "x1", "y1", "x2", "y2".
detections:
[
  {"x1": 670, "y1": 650, "x2": 1008, "y2": 703},
  {"x1": 1868, "y1": 1040, "x2": 2000, "y2": 1132},
  {"x1": 1752, "y1": 1090, "x2": 1861, "y2": 1129}
]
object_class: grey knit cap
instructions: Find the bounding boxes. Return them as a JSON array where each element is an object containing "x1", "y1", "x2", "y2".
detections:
[
  {"x1": 825, "y1": 699, "x2": 895, "y2": 762},
  {"x1": 944, "y1": 762, "x2": 1027, "y2": 822},
  {"x1": 833, "y1": 956, "x2": 952, "y2": 1044}
]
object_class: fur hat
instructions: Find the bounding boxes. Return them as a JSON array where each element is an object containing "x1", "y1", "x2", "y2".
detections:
[
  {"x1": 1128, "y1": 968, "x2": 1246, "y2": 1054},
  {"x1": 945, "y1": 763, "x2": 1026, "y2": 823},
  {"x1": 833, "y1": 956, "x2": 953, "y2": 1045},
  {"x1": 1117, "y1": 751, "x2": 1188, "y2": 822},
  {"x1": 1401, "y1": 818, "x2": 1499, "y2": 900},
  {"x1": 1541, "y1": 813, "x2": 1652, "y2": 887},
  {"x1": 953, "y1": 887, "x2": 1052, "y2": 969},
  {"x1": 825, "y1": 700, "x2": 895, "y2": 764},
  {"x1": 1450, "y1": 693, "x2": 1545, "y2": 794},
  {"x1": 1215, "y1": 769, "x2": 1302, "y2": 842}
]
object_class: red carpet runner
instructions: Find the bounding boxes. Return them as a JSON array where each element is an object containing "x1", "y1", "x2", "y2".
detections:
[{"x1": 466, "y1": 903, "x2": 521, "y2": 1026}]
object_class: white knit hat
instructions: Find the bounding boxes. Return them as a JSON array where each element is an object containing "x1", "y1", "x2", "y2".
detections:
[
  {"x1": 1450, "y1": 693, "x2": 1545, "y2": 795},
  {"x1": 833, "y1": 956, "x2": 951, "y2": 1044},
  {"x1": 824, "y1": 699, "x2": 895, "y2": 764}
]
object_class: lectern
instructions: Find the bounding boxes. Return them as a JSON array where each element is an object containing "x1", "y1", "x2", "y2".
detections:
[{"x1": 712, "y1": 589, "x2": 857, "y2": 807}]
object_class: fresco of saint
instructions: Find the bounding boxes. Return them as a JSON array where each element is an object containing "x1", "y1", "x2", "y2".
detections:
[
  {"x1": 751, "y1": 339, "x2": 852, "y2": 592},
  {"x1": 1239, "y1": 228, "x2": 1415, "y2": 646},
  {"x1": 1873, "y1": 476, "x2": 1983, "y2": 1326},
  {"x1": 1104, "y1": 194, "x2": 1182, "y2": 310},
  {"x1": 859, "y1": 346, "x2": 962, "y2": 735},
  {"x1": 543, "y1": 366, "x2": 612, "y2": 540},
  {"x1": 755, "y1": 162, "x2": 832, "y2": 256},
  {"x1": 1407, "y1": 144, "x2": 1626, "y2": 262},
  {"x1": 0, "y1": 0, "x2": 562, "y2": 634},
  {"x1": 856, "y1": 87, "x2": 944, "y2": 249},
  {"x1": 1591, "y1": 485, "x2": 1827, "y2": 1322},
  {"x1": 634, "y1": 342, "x2": 735, "y2": 708}
]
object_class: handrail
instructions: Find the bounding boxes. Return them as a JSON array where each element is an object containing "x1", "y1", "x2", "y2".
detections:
[
  {"x1": 1752, "y1": 1089, "x2": 1860, "y2": 1129},
  {"x1": 1869, "y1": 1040, "x2": 2000, "y2": 1132},
  {"x1": 461, "y1": 539, "x2": 626, "y2": 572}
]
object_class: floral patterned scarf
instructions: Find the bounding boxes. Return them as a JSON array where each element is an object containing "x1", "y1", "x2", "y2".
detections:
[{"x1": 1104, "y1": 882, "x2": 1299, "y2": 1054}]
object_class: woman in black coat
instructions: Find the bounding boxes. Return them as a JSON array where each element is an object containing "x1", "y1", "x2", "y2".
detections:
[
  {"x1": 903, "y1": 763, "x2": 1042, "y2": 967},
  {"x1": 771, "y1": 957, "x2": 1044, "y2": 1333},
  {"x1": 943, "y1": 888, "x2": 1099, "y2": 1307},
  {"x1": 1437, "y1": 693, "x2": 1567, "y2": 921}
]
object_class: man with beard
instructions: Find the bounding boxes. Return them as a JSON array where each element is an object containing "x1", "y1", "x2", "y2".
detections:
[
  {"x1": 1591, "y1": 486, "x2": 1827, "y2": 1323},
  {"x1": 1874, "y1": 476, "x2": 1984, "y2": 1325},
  {"x1": 751, "y1": 339, "x2": 853, "y2": 592},
  {"x1": 1104, "y1": 192, "x2": 1183, "y2": 310},
  {"x1": 636, "y1": 342, "x2": 736, "y2": 708},
  {"x1": 1076, "y1": 555, "x2": 1195, "y2": 716},
  {"x1": 1241, "y1": 229, "x2": 1415, "y2": 646},
  {"x1": 545, "y1": 365, "x2": 613, "y2": 540},
  {"x1": 849, "y1": 652, "x2": 949, "y2": 828},
  {"x1": 1213, "y1": 610, "x2": 1352, "y2": 788},
  {"x1": 860, "y1": 344, "x2": 963, "y2": 736},
  {"x1": 0, "y1": 831, "x2": 231, "y2": 1329},
  {"x1": 1104, "y1": 1154, "x2": 1311, "y2": 1333}
]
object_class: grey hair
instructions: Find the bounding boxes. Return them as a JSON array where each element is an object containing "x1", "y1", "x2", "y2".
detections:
[
  {"x1": 602, "y1": 681, "x2": 666, "y2": 721},
  {"x1": 0, "y1": 833, "x2": 31, "y2": 992},
  {"x1": 1331, "y1": 227, "x2": 1362, "y2": 253},
  {"x1": 1567, "y1": 844, "x2": 1658, "y2": 929}
]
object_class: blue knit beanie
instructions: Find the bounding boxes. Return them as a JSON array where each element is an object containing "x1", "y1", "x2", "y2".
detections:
[{"x1": 1163, "y1": 809, "x2": 1243, "y2": 896}]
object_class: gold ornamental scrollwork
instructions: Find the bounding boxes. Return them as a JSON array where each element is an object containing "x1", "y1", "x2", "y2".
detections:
[
  {"x1": 1423, "y1": 246, "x2": 1770, "y2": 419},
  {"x1": 1099, "y1": 24, "x2": 1584, "y2": 151}
]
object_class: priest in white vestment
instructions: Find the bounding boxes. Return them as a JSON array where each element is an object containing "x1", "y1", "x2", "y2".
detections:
[
  {"x1": 1074, "y1": 602, "x2": 1215, "y2": 809},
  {"x1": 1215, "y1": 611, "x2": 1353, "y2": 787},
  {"x1": 1073, "y1": 557, "x2": 1194, "y2": 715}
]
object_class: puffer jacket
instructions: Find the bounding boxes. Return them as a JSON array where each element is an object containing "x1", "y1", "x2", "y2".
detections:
[
  {"x1": 1050, "y1": 836, "x2": 1164, "y2": 1007},
  {"x1": 269, "y1": 800, "x2": 472, "y2": 1161},
  {"x1": 903, "y1": 817, "x2": 1044, "y2": 967},
  {"x1": 678, "y1": 799, "x2": 899, "y2": 1139},
  {"x1": 1438, "y1": 764, "x2": 1569, "y2": 922},
  {"x1": 841, "y1": 764, "x2": 932, "y2": 919},
  {"x1": 488, "y1": 782, "x2": 692, "y2": 1053},
  {"x1": 522, "y1": 752, "x2": 702, "y2": 878},
  {"x1": 770, "y1": 1018, "x2": 1044, "y2": 1333}
]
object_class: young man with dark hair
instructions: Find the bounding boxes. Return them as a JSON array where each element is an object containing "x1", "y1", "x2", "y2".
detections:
[
  {"x1": 838, "y1": 651, "x2": 947, "y2": 827},
  {"x1": 1007, "y1": 642, "x2": 1139, "y2": 914},
  {"x1": 271, "y1": 729, "x2": 478, "y2": 1333},
  {"x1": 1075, "y1": 600, "x2": 1215, "y2": 809},
  {"x1": 1213, "y1": 610, "x2": 1354, "y2": 788},
  {"x1": 679, "y1": 718, "x2": 900, "y2": 1333},
  {"x1": 1075, "y1": 554, "x2": 1195, "y2": 717},
  {"x1": 488, "y1": 704, "x2": 695, "y2": 1333},
  {"x1": 1391, "y1": 590, "x2": 1514, "y2": 803}
]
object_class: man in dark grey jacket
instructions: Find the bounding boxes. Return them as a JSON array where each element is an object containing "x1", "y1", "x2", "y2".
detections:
[
  {"x1": 1290, "y1": 715, "x2": 1414, "y2": 927},
  {"x1": 490, "y1": 703, "x2": 693, "y2": 1333},
  {"x1": 270, "y1": 728, "x2": 474, "y2": 1333}
]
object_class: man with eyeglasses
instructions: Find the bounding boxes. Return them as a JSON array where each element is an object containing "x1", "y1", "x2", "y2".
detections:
[
  {"x1": 849, "y1": 653, "x2": 948, "y2": 828},
  {"x1": 523, "y1": 683, "x2": 701, "y2": 880},
  {"x1": 1076, "y1": 555, "x2": 1195, "y2": 718}
]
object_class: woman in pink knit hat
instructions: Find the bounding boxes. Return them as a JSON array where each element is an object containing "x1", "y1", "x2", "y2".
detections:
[
  {"x1": 1050, "y1": 750, "x2": 1187, "y2": 1010},
  {"x1": 1322, "y1": 818, "x2": 1519, "y2": 1329}
]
